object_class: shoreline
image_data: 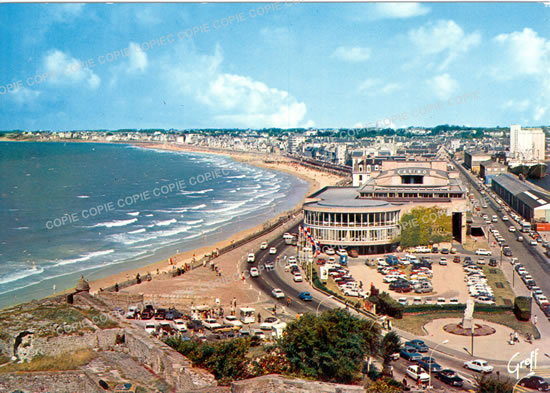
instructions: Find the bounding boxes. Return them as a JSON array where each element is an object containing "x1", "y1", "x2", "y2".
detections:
[
  {"x1": 86, "y1": 143, "x2": 338, "y2": 294},
  {"x1": 0, "y1": 141, "x2": 343, "y2": 305}
]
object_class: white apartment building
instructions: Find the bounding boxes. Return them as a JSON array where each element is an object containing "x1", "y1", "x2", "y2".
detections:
[{"x1": 510, "y1": 125, "x2": 545, "y2": 161}]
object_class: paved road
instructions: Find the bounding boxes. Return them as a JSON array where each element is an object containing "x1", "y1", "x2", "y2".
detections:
[{"x1": 245, "y1": 225, "x2": 469, "y2": 391}]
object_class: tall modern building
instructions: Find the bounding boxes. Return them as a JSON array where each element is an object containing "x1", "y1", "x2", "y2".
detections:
[{"x1": 509, "y1": 125, "x2": 545, "y2": 161}]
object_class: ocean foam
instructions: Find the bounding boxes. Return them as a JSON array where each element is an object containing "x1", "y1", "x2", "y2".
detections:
[
  {"x1": 92, "y1": 218, "x2": 138, "y2": 228},
  {"x1": 55, "y1": 249, "x2": 115, "y2": 266}
]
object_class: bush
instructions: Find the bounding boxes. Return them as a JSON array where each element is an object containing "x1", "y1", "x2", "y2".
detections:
[
  {"x1": 369, "y1": 292, "x2": 404, "y2": 319},
  {"x1": 474, "y1": 373, "x2": 515, "y2": 393},
  {"x1": 404, "y1": 304, "x2": 513, "y2": 314},
  {"x1": 513, "y1": 296, "x2": 531, "y2": 321}
]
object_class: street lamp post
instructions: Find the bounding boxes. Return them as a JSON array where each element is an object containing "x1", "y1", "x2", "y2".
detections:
[
  {"x1": 316, "y1": 295, "x2": 334, "y2": 316},
  {"x1": 428, "y1": 339, "x2": 448, "y2": 389}
]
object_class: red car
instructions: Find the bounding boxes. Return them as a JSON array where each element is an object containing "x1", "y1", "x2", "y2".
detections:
[{"x1": 316, "y1": 258, "x2": 326, "y2": 265}]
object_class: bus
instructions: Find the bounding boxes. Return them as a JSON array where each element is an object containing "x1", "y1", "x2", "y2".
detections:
[{"x1": 520, "y1": 221, "x2": 531, "y2": 233}]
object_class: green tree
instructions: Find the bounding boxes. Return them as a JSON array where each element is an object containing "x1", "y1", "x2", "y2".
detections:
[
  {"x1": 400, "y1": 207, "x2": 452, "y2": 248},
  {"x1": 280, "y1": 309, "x2": 380, "y2": 384},
  {"x1": 474, "y1": 374, "x2": 515, "y2": 393},
  {"x1": 380, "y1": 331, "x2": 401, "y2": 376}
]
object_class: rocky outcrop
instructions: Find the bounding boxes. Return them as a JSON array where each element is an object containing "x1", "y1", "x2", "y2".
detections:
[{"x1": 0, "y1": 371, "x2": 102, "y2": 393}]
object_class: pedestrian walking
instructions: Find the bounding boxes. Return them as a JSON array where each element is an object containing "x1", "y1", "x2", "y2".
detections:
[
  {"x1": 534, "y1": 315, "x2": 538, "y2": 325},
  {"x1": 258, "y1": 313, "x2": 262, "y2": 323}
]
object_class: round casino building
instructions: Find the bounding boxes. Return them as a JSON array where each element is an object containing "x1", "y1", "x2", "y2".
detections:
[{"x1": 303, "y1": 187, "x2": 402, "y2": 254}]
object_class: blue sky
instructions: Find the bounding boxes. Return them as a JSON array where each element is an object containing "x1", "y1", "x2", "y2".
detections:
[{"x1": 1, "y1": 2, "x2": 549, "y2": 130}]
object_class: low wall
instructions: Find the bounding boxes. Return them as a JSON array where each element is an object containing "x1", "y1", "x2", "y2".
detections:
[{"x1": 231, "y1": 374, "x2": 365, "y2": 393}]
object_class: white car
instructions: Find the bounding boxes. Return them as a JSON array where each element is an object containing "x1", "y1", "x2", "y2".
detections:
[
  {"x1": 337, "y1": 249, "x2": 348, "y2": 256},
  {"x1": 287, "y1": 256, "x2": 297, "y2": 264},
  {"x1": 325, "y1": 248, "x2": 335, "y2": 255},
  {"x1": 250, "y1": 267, "x2": 259, "y2": 277},
  {"x1": 126, "y1": 306, "x2": 138, "y2": 319},
  {"x1": 223, "y1": 315, "x2": 243, "y2": 327},
  {"x1": 464, "y1": 359, "x2": 493, "y2": 374},
  {"x1": 475, "y1": 249, "x2": 491, "y2": 256},
  {"x1": 502, "y1": 216, "x2": 509, "y2": 221},
  {"x1": 406, "y1": 365, "x2": 430, "y2": 383},
  {"x1": 439, "y1": 258, "x2": 448, "y2": 266},
  {"x1": 260, "y1": 317, "x2": 281, "y2": 330},
  {"x1": 145, "y1": 322, "x2": 157, "y2": 335},
  {"x1": 509, "y1": 226, "x2": 516, "y2": 232},
  {"x1": 293, "y1": 273, "x2": 303, "y2": 282},
  {"x1": 269, "y1": 247, "x2": 277, "y2": 255},
  {"x1": 530, "y1": 240, "x2": 538, "y2": 246},
  {"x1": 272, "y1": 288, "x2": 285, "y2": 299},
  {"x1": 173, "y1": 319, "x2": 188, "y2": 332},
  {"x1": 247, "y1": 253, "x2": 255, "y2": 263},
  {"x1": 202, "y1": 318, "x2": 222, "y2": 330},
  {"x1": 260, "y1": 242, "x2": 268, "y2": 250}
]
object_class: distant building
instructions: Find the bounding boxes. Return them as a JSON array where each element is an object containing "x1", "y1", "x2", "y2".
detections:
[
  {"x1": 479, "y1": 160, "x2": 507, "y2": 185},
  {"x1": 510, "y1": 125, "x2": 545, "y2": 161},
  {"x1": 492, "y1": 173, "x2": 550, "y2": 223},
  {"x1": 288, "y1": 134, "x2": 305, "y2": 154},
  {"x1": 464, "y1": 150, "x2": 492, "y2": 174}
]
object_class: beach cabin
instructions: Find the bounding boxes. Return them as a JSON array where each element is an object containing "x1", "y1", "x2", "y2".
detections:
[{"x1": 239, "y1": 307, "x2": 256, "y2": 324}]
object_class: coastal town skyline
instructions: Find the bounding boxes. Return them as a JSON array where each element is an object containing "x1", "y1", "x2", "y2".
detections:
[{"x1": 2, "y1": 3, "x2": 550, "y2": 131}]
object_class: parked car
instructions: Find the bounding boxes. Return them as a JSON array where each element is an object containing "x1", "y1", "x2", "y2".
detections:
[
  {"x1": 298, "y1": 291, "x2": 313, "y2": 301},
  {"x1": 145, "y1": 323, "x2": 157, "y2": 335},
  {"x1": 406, "y1": 365, "x2": 430, "y2": 383},
  {"x1": 126, "y1": 306, "x2": 138, "y2": 319},
  {"x1": 417, "y1": 356, "x2": 442, "y2": 374},
  {"x1": 453, "y1": 256, "x2": 461, "y2": 263},
  {"x1": 489, "y1": 258, "x2": 498, "y2": 267},
  {"x1": 475, "y1": 249, "x2": 492, "y2": 256},
  {"x1": 325, "y1": 248, "x2": 335, "y2": 255},
  {"x1": 260, "y1": 317, "x2": 280, "y2": 330},
  {"x1": 405, "y1": 339, "x2": 429, "y2": 352},
  {"x1": 272, "y1": 288, "x2": 285, "y2": 299},
  {"x1": 154, "y1": 308, "x2": 166, "y2": 320},
  {"x1": 400, "y1": 346, "x2": 422, "y2": 361},
  {"x1": 436, "y1": 369, "x2": 464, "y2": 387},
  {"x1": 223, "y1": 315, "x2": 243, "y2": 328},
  {"x1": 518, "y1": 375, "x2": 549, "y2": 391},
  {"x1": 441, "y1": 248, "x2": 449, "y2": 254},
  {"x1": 464, "y1": 359, "x2": 493, "y2": 373},
  {"x1": 203, "y1": 318, "x2": 222, "y2": 330}
]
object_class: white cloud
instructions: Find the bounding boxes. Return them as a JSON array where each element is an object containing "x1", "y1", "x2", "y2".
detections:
[
  {"x1": 494, "y1": 28, "x2": 550, "y2": 77},
  {"x1": 332, "y1": 46, "x2": 371, "y2": 62},
  {"x1": 372, "y1": 3, "x2": 430, "y2": 19},
  {"x1": 260, "y1": 27, "x2": 291, "y2": 43},
  {"x1": 49, "y1": 4, "x2": 85, "y2": 23},
  {"x1": 428, "y1": 73, "x2": 458, "y2": 100},
  {"x1": 534, "y1": 106, "x2": 547, "y2": 121},
  {"x1": 165, "y1": 44, "x2": 312, "y2": 128},
  {"x1": 42, "y1": 49, "x2": 100, "y2": 89},
  {"x1": 358, "y1": 78, "x2": 401, "y2": 95},
  {"x1": 135, "y1": 7, "x2": 161, "y2": 25},
  {"x1": 10, "y1": 86, "x2": 41, "y2": 105},
  {"x1": 128, "y1": 43, "x2": 148, "y2": 73},
  {"x1": 503, "y1": 99, "x2": 530, "y2": 112},
  {"x1": 409, "y1": 20, "x2": 481, "y2": 69}
]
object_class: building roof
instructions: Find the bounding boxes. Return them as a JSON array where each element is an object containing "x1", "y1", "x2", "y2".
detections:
[
  {"x1": 480, "y1": 160, "x2": 505, "y2": 168},
  {"x1": 305, "y1": 187, "x2": 401, "y2": 212},
  {"x1": 492, "y1": 174, "x2": 531, "y2": 195}
]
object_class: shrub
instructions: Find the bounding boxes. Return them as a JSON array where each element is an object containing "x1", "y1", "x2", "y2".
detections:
[
  {"x1": 513, "y1": 296, "x2": 531, "y2": 321},
  {"x1": 369, "y1": 292, "x2": 404, "y2": 319}
]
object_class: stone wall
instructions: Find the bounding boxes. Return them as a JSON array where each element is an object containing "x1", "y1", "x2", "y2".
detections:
[
  {"x1": 0, "y1": 371, "x2": 102, "y2": 393},
  {"x1": 231, "y1": 375, "x2": 366, "y2": 393},
  {"x1": 124, "y1": 325, "x2": 216, "y2": 392}
]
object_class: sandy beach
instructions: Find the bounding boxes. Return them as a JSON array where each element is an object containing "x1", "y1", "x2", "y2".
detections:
[{"x1": 86, "y1": 143, "x2": 345, "y2": 297}]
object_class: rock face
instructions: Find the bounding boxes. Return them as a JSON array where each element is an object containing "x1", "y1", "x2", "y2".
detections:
[
  {"x1": 0, "y1": 371, "x2": 103, "y2": 393},
  {"x1": 231, "y1": 375, "x2": 366, "y2": 393}
]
